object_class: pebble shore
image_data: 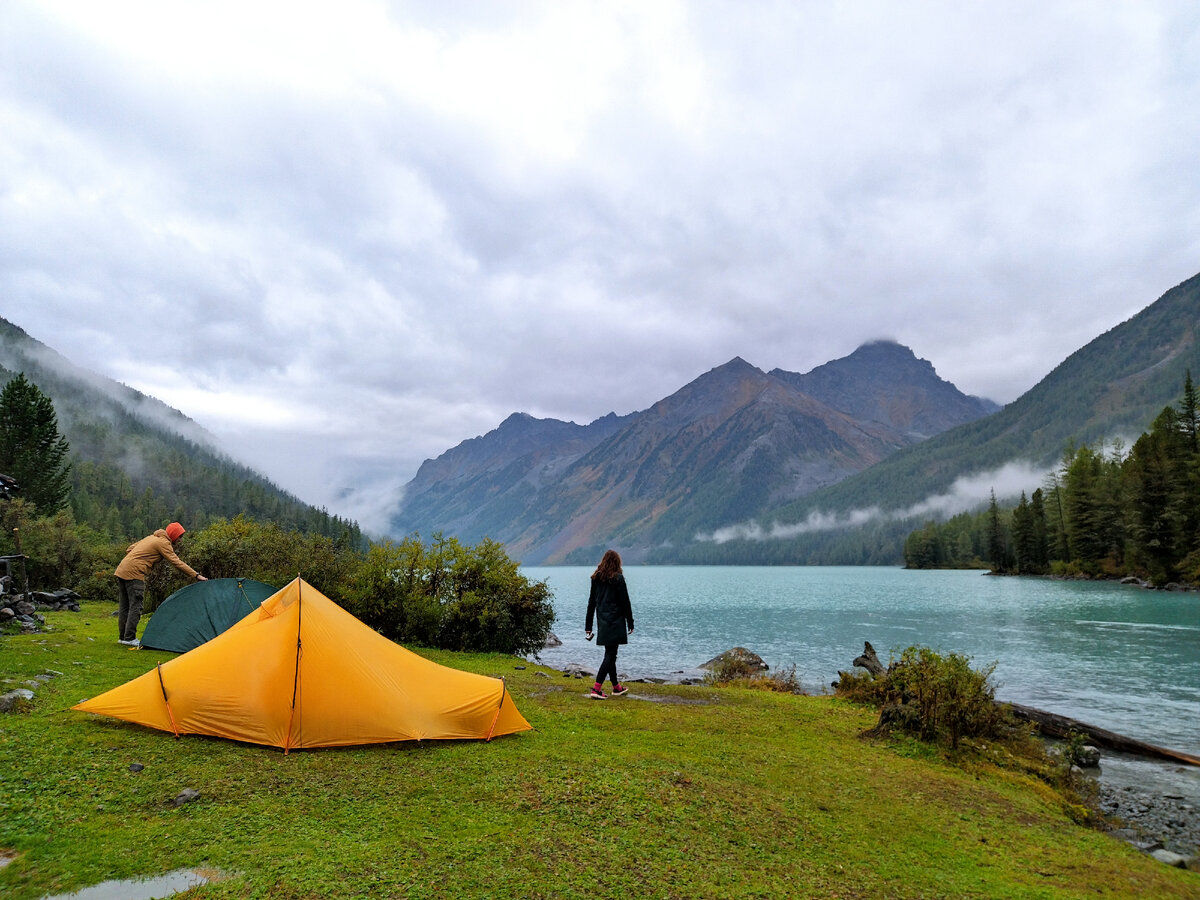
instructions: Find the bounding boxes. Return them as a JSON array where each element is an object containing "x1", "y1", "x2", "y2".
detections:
[{"x1": 1098, "y1": 782, "x2": 1200, "y2": 857}]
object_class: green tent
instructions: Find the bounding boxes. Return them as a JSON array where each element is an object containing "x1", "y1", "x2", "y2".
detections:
[{"x1": 141, "y1": 577, "x2": 277, "y2": 653}]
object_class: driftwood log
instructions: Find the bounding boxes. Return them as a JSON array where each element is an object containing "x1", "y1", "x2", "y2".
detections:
[
  {"x1": 1006, "y1": 703, "x2": 1200, "y2": 767},
  {"x1": 852, "y1": 641, "x2": 886, "y2": 676},
  {"x1": 840, "y1": 642, "x2": 1200, "y2": 768}
]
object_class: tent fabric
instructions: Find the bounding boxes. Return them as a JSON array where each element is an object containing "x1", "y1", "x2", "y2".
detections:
[
  {"x1": 74, "y1": 578, "x2": 532, "y2": 750},
  {"x1": 140, "y1": 577, "x2": 278, "y2": 653}
]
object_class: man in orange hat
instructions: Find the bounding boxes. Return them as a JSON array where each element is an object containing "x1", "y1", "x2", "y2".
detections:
[{"x1": 113, "y1": 522, "x2": 207, "y2": 647}]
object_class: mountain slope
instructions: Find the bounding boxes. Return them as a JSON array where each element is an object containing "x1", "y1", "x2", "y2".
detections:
[
  {"x1": 393, "y1": 344, "x2": 997, "y2": 563},
  {"x1": 501, "y1": 358, "x2": 914, "y2": 563},
  {"x1": 393, "y1": 410, "x2": 633, "y2": 539},
  {"x1": 0, "y1": 317, "x2": 358, "y2": 541}
]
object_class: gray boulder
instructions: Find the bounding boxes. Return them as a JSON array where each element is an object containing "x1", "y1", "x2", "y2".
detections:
[
  {"x1": 0, "y1": 689, "x2": 35, "y2": 712},
  {"x1": 700, "y1": 647, "x2": 769, "y2": 673}
]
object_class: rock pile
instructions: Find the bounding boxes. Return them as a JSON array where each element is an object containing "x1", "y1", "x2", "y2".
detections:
[
  {"x1": 27, "y1": 588, "x2": 82, "y2": 611},
  {"x1": 0, "y1": 579, "x2": 80, "y2": 633}
]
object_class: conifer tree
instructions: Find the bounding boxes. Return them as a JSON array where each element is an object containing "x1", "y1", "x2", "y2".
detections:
[
  {"x1": 1125, "y1": 406, "x2": 1187, "y2": 583},
  {"x1": 986, "y1": 490, "x2": 1010, "y2": 573},
  {"x1": 0, "y1": 374, "x2": 71, "y2": 514},
  {"x1": 1029, "y1": 488, "x2": 1050, "y2": 571},
  {"x1": 1179, "y1": 369, "x2": 1199, "y2": 454},
  {"x1": 1011, "y1": 492, "x2": 1035, "y2": 574}
]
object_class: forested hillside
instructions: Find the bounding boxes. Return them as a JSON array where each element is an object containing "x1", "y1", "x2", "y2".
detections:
[
  {"x1": 905, "y1": 374, "x2": 1200, "y2": 585},
  {"x1": 0, "y1": 317, "x2": 360, "y2": 544}
]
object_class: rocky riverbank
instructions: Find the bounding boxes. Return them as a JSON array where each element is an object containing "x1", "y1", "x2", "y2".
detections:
[{"x1": 1099, "y1": 780, "x2": 1200, "y2": 861}]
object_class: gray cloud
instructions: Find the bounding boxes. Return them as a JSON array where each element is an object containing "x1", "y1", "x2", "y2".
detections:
[{"x1": 2, "y1": 1, "x2": 1199, "y2": 534}]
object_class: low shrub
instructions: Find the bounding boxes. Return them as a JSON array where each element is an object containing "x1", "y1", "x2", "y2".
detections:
[
  {"x1": 703, "y1": 654, "x2": 761, "y2": 683},
  {"x1": 705, "y1": 661, "x2": 806, "y2": 694},
  {"x1": 837, "y1": 645, "x2": 1013, "y2": 749}
]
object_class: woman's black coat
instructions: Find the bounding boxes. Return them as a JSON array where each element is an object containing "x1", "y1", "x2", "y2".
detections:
[{"x1": 585, "y1": 574, "x2": 634, "y2": 646}]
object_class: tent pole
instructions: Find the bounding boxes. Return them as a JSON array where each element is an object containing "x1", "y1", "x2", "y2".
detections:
[
  {"x1": 285, "y1": 576, "x2": 303, "y2": 754},
  {"x1": 156, "y1": 664, "x2": 180, "y2": 738},
  {"x1": 485, "y1": 677, "x2": 507, "y2": 742}
]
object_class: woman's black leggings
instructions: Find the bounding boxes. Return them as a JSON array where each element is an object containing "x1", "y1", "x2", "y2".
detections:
[{"x1": 596, "y1": 644, "x2": 620, "y2": 687}]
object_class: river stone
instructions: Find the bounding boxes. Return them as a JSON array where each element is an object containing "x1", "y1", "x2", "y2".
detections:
[
  {"x1": 1077, "y1": 745, "x2": 1101, "y2": 767},
  {"x1": 1149, "y1": 849, "x2": 1190, "y2": 867},
  {"x1": 543, "y1": 632, "x2": 562, "y2": 648},
  {"x1": 170, "y1": 788, "x2": 200, "y2": 807}
]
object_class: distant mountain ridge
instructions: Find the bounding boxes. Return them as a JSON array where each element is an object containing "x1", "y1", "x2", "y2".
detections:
[
  {"x1": 771, "y1": 340, "x2": 999, "y2": 437},
  {"x1": 393, "y1": 341, "x2": 997, "y2": 563}
]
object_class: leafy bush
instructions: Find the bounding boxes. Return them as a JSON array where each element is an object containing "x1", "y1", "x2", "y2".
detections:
[
  {"x1": 1058, "y1": 729, "x2": 1101, "y2": 772},
  {"x1": 344, "y1": 538, "x2": 443, "y2": 647},
  {"x1": 344, "y1": 534, "x2": 555, "y2": 657},
  {"x1": 837, "y1": 645, "x2": 1012, "y2": 748}
]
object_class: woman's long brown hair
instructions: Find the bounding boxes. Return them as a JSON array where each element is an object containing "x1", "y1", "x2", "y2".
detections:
[{"x1": 591, "y1": 549, "x2": 622, "y2": 581}]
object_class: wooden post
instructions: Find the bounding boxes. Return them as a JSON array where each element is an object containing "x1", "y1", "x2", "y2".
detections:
[{"x1": 12, "y1": 527, "x2": 30, "y2": 601}]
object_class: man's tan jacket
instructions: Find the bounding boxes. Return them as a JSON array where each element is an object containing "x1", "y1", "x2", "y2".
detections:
[{"x1": 114, "y1": 529, "x2": 199, "y2": 581}]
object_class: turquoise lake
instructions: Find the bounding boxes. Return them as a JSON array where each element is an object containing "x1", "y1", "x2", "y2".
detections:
[{"x1": 524, "y1": 566, "x2": 1200, "y2": 758}]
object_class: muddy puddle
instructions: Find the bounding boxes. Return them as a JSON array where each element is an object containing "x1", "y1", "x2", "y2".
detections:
[{"x1": 41, "y1": 868, "x2": 224, "y2": 900}]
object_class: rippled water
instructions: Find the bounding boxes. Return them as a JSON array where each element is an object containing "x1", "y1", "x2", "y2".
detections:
[{"x1": 525, "y1": 566, "x2": 1200, "y2": 755}]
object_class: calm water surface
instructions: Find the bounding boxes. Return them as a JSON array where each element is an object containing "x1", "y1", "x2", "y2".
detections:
[{"x1": 524, "y1": 566, "x2": 1200, "y2": 757}]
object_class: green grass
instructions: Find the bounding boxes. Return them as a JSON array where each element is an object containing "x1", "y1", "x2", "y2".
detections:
[{"x1": 1, "y1": 607, "x2": 1196, "y2": 899}]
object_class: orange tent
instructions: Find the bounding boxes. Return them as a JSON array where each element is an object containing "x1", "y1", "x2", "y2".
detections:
[{"x1": 74, "y1": 578, "x2": 531, "y2": 750}]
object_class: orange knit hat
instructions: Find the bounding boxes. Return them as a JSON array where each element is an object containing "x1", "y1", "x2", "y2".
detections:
[{"x1": 165, "y1": 522, "x2": 186, "y2": 542}]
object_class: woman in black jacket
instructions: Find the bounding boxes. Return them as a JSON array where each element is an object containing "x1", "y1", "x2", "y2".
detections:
[{"x1": 585, "y1": 549, "x2": 635, "y2": 699}]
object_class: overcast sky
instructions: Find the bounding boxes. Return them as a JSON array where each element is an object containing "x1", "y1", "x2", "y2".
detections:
[{"x1": 2, "y1": 1, "x2": 1199, "y2": 534}]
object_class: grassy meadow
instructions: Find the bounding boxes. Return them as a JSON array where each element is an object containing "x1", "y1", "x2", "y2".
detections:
[{"x1": 1, "y1": 606, "x2": 1196, "y2": 900}]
